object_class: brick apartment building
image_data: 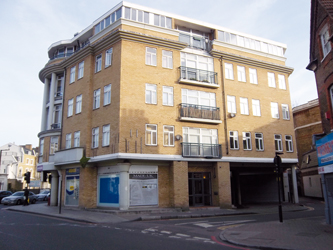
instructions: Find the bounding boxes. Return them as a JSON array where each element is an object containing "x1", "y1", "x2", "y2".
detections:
[
  {"x1": 37, "y1": 1, "x2": 298, "y2": 209},
  {"x1": 293, "y1": 99, "x2": 323, "y2": 198},
  {"x1": 307, "y1": 0, "x2": 333, "y2": 224}
]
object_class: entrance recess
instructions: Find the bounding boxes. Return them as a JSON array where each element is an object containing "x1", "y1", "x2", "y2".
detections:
[{"x1": 188, "y1": 172, "x2": 211, "y2": 206}]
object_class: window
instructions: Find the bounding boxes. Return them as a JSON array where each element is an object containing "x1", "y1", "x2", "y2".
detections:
[
  {"x1": 255, "y1": 133, "x2": 264, "y2": 151},
  {"x1": 268, "y1": 72, "x2": 276, "y2": 87},
  {"x1": 50, "y1": 137, "x2": 58, "y2": 154},
  {"x1": 282, "y1": 104, "x2": 290, "y2": 120},
  {"x1": 237, "y1": 66, "x2": 246, "y2": 82},
  {"x1": 93, "y1": 89, "x2": 100, "y2": 109},
  {"x1": 271, "y1": 102, "x2": 279, "y2": 118},
  {"x1": 278, "y1": 74, "x2": 286, "y2": 89},
  {"x1": 229, "y1": 131, "x2": 239, "y2": 149},
  {"x1": 40, "y1": 138, "x2": 44, "y2": 155},
  {"x1": 249, "y1": 68, "x2": 258, "y2": 84},
  {"x1": 102, "y1": 124, "x2": 110, "y2": 146},
  {"x1": 145, "y1": 124, "x2": 157, "y2": 145},
  {"x1": 274, "y1": 134, "x2": 283, "y2": 151},
  {"x1": 78, "y1": 61, "x2": 84, "y2": 79},
  {"x1": 95, "y1": 55, "x2": 102, "y2": 72},
  {"x1": 163, "y1": 86, "x2": 173, "y2": 106},
  {"x1": 320, "y1": 25, "x2": 331, "y2": 58},
  {"x1": 65, "y1": 133, "x2": 71, "y2": 149},
  {"x1": 242, "y1": 132, "x2": 252, "y2": 150},
  {"x1": 227, "y1": 95, "x2": 236, "y2": 113},
  {"x1": 104, "y1": 84, "x2": 111, "y2": 106},
  {"x1": 252, "y1": 99, "x2": 261, "y2": 116},
  {"x1": 74, "y1": 131, "x2": 80, "y2": 147},
  {"x1": 76, "y1": 95, "x2": 82, "y2": 114},
  {"x1": 182, "y1": 89, "x2": 216, "y2": 107},
  {"x1": 240, "y1": 97, "x2": 249, "y2": 115},
  {"x1": 92, "y1": 127, "x2": 99, "y2": 148},
  {"x1": 285, "y1": 135, "x2": 293, "y2": 152},
  {"x1": 105, "y1": 48, "x2": 113, "y2": 67},
  {"x1": 163, "y1": 125, "x2": 174, "y2": 146},
  {"x1": 146, "y1": 47, "x2": 157, "y2": 66},
  {"x1": 162, "y1": 50, "x2": 173, "y2": 69},
  {"x1": 70, "y1": 66, "x2": 76, "y2": 83},
  {"x1": 183, "y1": 127, "x2": 218, "y2": 145},
  {"x1": 225, "y1": 63, "x2": 234, "y2": 80},
  {"x1": 145, "y1": 84, "x2": 157, "y2": 104},
  {"x1": 67, "y1": 98, "x2": 73, "y2": 117}
]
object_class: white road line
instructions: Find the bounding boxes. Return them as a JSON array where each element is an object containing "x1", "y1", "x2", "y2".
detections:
[{"x1": 176, "y1": 233, "x2": 190, "y2": 237}]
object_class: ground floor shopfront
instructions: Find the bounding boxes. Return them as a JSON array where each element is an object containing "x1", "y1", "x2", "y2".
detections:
[{"x1": 46, "y1": 157, "x2": 298, "y2": 210}]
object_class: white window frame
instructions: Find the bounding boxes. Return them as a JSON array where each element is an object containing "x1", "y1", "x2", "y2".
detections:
[
  {"x1": 285, "y1": 135, "x2": 293, "y2": 152},
  {"x1": 252, "y1": 99, "x2": 261, "y2": 116},
  {"x1": 237, "y1": 66, "x2": 246, "y2": 82},
  {"x1": 104, "y1": 84, "x2": 111, "y2": 106},
  {"x1": 320, "y1": 25, "x2": 331, "y2": 59},
  {"x1": 162, "y1": 50, "x2": 173, "y2": 69},
  {"x1": 227, "y1": 95, "x2": 236, "y2": 114},
  {"x1": 93, "y1": 89, "x2": 100, "y2": 109},
  {"x1": 274, "y1": 134, "x2": 283, "y2": 152},
  {"x1": 76, "y1": 95, "x2": 82, "y2": 114},
  {"x1": 163, "y1": 86, "x2": 173, "y2": 106},
  {"x1": 242, "y1": 132, "x2": 252, "y2": 150},
  {"x1": 271, "y1": 102, "x2": 279, "y2": 119},
  {"x1": 70, "y1": 66, "x2": 76, "y2": 83},
  {"x1": 78, "y1": 61, "x2": 84, "y2": 79},
  {"x1": 50, "y1": 136, "x2": 58, "y2": 155},
  {"x1": 229, "y1": 131, "x2": 239, "y2": 150},
  {"x1": 40, "y1": 138, "x2": 44, "y2": 155},
  {"x1": 278, "y1": 74, "x2": 286, "y2": 90},
  {"x1": 95, "y1": 54, "x2": 102, "y2": 72},
  {"x1": 92, "y1": 127, "x2": 99, "y2": 148},
  {"x1": 105, "y1": 48, "x2": 113, "y2": 68},
  {"x1": 67, "y1": 98, "x2": 73, "y2": 117},
  {"x1": 65, "y1": 133, "x2": 72, "y2": 149},
  {"x1": 249, "y1": 68, "x2": 258, "y2": 84},
  {"x1": 145, "y1": 83, "x2": 157, "y2": 104},
  {"x1": 74, "y1": 131, "x2": 80, "y2": 147},
  {"x1": 255, "y1": 133, "x2": 264, "y2": 151},
  {"x1": 240, "y1": 97, "x2": 249, "y2": 115},
  {"x1": 282, "y1": 104, "x2": 290, "y2": 120},
  {"x1": 163, "y1": 125, "x2": 174, "y2": 146},
  {"x1": 145, "y1": 124, "x2": 157, "y2": 146},
  {"x1": 102, "y1": 124, "x2": 110, "y2": 146},
  {"x1": 181, "y1": 89, "x2": 216, "y2": 107},
  {"x1": 225, "y1": 63, "x2": 234, "y2": 80},
  {"x1": 268, "y1": 72, "x2": 276, "y2": 88},
  {"x1": 146, "y1": 47, "x2": 157, "y2": 66}
]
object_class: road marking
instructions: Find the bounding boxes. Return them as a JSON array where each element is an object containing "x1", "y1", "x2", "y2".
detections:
[
  {"x1": 160, "y1": 231, "x2": 172, "y2": 234},
  {"x1": 176, "y1": 233, "x2": 190, "y2": 237},
  {"x1": 211, "y1": 236, "x2": 250, "y2": 250}
]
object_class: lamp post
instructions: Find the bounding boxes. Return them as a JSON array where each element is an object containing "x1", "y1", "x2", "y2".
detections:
[{"x1": 274, "y1": 152, "x2": 284, "y2": 223}]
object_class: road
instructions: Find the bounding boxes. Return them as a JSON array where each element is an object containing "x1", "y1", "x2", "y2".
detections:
[{"x1": 0, "y1": 198, "x2": 324, "y2": 250}]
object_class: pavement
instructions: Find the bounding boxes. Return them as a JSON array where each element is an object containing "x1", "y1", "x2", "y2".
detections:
[{"x1": 2, "y1": 197, "x2": 333, "y2": 250}]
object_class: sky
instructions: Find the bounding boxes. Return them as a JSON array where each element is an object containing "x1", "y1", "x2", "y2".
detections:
[{"x1": 0, "y1": 0, "x2": 317, "y2": 148}]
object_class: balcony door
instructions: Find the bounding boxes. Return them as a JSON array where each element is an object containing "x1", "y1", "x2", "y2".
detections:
[{"x1": 189, "y1": 172, "x2": 211, "y2": 206}]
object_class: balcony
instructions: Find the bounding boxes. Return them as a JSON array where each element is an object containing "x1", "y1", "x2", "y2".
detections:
[
  {"x1": 55, "y1": 92, "x2": 63, "y2": 100},
  {"x1": 179, "y1": 103, "x2": 221, "y2": 124},
  {"x1": 179, "y1": 66, "x2": 218, "y2": 88},
  {"x1": 179, "y1": 33, "x2": 209, "y2": 51},
  {"x1": 54, "y1": 147, "x2": 84, "y2": 165},
  {"x1": 51, "y1": 123, "x2": 61, "y2": 129},
  {"x1": 181, "y1": 143, "x2": 222, "y2": 158}
]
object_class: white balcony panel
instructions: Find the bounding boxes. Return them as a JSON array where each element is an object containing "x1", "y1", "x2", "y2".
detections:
[{"x1": 54, "y1": 148, "x2": 84, "y2": 165}]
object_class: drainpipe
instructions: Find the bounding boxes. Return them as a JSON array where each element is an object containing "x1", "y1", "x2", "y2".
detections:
[{"x1": 219, "y1": 57, "x2": 228, "y2": 155}]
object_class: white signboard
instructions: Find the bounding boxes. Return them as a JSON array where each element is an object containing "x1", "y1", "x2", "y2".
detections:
[{"x1": 129, "y1": 174, "x2": 158, "y2": 206}]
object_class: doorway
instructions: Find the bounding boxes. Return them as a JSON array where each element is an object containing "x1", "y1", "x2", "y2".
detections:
[{"x1": 188, "y1": 172, "x2": 211, "y2": 206}]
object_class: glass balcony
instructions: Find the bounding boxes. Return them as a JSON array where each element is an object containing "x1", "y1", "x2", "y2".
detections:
[
  {"x1": 179, "y1": 33, "x2": 208, "y2": 50},
  {"x1": 180, "y1": 66, "x2": 218, "y2": 86},
  {"x1": 181, "y1": 143, "x2": 222, "y2": 158},
  {"x1": 180, "y1": 103, "x2": 220, "y2": 121}
]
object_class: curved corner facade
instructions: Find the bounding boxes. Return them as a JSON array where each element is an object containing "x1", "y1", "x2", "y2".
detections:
[{"x1": 37, "y1": 1, "x2": 298, "y2": 209}]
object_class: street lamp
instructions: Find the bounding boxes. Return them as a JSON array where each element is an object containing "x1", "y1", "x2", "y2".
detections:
[{"x1": 274, "y1": 152, "x2": 284, "y2": 223}]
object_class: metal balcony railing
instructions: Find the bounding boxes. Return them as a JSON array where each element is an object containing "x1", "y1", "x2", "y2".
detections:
[
  {"x1": 179, "y1": 33, "x2": 208, "y2": 50},
  {"x1": 180, "y1": 66, "x2": 217, "y2": 85},
  {"x1": 181, "y1": 143, "x2": 222, "y2": 158},
  {"x1": 179, "y1": 103, "x2": 220, "y2": 120},
  {"x1": 51, "y1": 123, "x2": 61, "y2": 129}
]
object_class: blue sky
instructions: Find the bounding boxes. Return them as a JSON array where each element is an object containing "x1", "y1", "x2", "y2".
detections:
[{"x1": 0, "y1": 0, "x2": 317, "y2": 148}]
